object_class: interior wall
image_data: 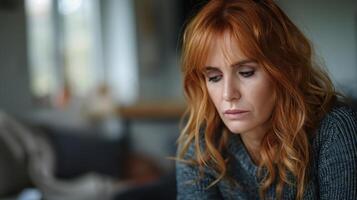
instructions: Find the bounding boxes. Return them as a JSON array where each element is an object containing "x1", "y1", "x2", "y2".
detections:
[
  {"x1": 278, "y1": 0, "x2": 357, "y2": 97},
  {"x1": 0, "y1": 1, "x2": 32, "y2": 116}
]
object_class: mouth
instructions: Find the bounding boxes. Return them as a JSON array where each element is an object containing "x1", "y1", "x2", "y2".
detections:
[
  {"x1": 223, "y1": 109, "x2": 249, "y2": 120},
  {"x1": 224, "y1": 109, "x2": 249, "y2": 114}
]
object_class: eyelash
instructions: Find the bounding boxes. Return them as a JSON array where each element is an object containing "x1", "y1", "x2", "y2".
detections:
[
  {"x1": 207, "y1": 70, "x2": 255, "y2": 82},
  {"x1": 208, "y1": 75, "x2": 222, "y2": 82},
  {"x1": 239, "y1": 71, "x2": 255, "y2": 77}
]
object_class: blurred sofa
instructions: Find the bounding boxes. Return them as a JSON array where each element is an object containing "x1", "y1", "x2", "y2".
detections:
[{"x1": 0, "y1": 111, "x2": 177, "y2": 200}]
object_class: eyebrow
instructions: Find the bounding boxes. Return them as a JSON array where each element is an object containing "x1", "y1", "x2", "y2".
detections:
[{"x1": 204, "y1": 59, "x2": 257, "y2": 71}]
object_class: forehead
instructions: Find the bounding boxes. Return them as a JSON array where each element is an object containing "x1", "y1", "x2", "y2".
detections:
[{"x1": 205, "y1": 31, "x2": 247, "y2": 67}]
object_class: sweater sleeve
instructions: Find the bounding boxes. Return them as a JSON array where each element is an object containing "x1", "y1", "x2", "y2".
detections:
[
  {"x1": 318, "y1": 108, "x2": 357, "y2": 200},
  {"x1": 176, "y1": 142, "x2": 223, "y2": 200}
]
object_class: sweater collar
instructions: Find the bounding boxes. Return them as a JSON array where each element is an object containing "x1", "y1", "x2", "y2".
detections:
[{"x1": 227, "y1": 133, "x2": 259, "y2": 176}]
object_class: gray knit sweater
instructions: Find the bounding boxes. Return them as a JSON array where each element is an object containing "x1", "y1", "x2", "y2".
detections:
[{"x1": 176, "y1": 105, "x2": 357, "y2": 199}]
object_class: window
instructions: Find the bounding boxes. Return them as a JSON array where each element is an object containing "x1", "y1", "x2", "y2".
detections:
[
  {"x1": 25, "y1": 0, "x2": 103, "y2": 107},
  {"x1": 25, "y1": 0, "x2": 56, "y2": 105}
]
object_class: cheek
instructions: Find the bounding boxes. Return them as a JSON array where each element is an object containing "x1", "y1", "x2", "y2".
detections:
[
  {"x1": 249, "y1": 79, "x2": 276, "y2": 114},
  {"x1": 206, "y1": 85, "x2": 222, "y2": 109}
]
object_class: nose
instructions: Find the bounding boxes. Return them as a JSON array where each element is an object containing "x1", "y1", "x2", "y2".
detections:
[{"x1": 223, "y1": 77, "x2": 240, "y2": 101}]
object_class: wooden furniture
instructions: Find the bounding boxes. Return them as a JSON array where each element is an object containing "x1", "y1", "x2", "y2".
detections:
[{"x1": 117, "y1": 102, "x2": 186, "y2": 120}]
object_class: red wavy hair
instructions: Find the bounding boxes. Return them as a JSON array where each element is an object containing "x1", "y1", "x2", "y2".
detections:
[{"x1": 177, "y1": 0, "x2": 337, "y2": 199}]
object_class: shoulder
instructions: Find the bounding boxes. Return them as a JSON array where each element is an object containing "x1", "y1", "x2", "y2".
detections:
[
  {"x1": 177, "y1": 131, "x2": 206, "y2": 161},
  {"x1": 322, "y1": 104, "x2": 356, "y2": 126},
  {"x1": 313, "y1": 104, "x2": 357, "y2": 161},
  {"x1": 317, "y1": 104, "x2": 357, "y2": 140},
  {"x1": 176, "y1": 133, "x2": 222, "y2": 197},
  {"x1": 176, "y1": 132, "x2": 208, "y2": 178},
  {"x1": 176, "y1": 129, "x2": 223, "y2": 178},
  {"x1": 311, "y1": 105, "x2": 357, "y2": 198}
]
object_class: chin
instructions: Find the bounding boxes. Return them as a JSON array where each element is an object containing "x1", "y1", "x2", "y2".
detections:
[{"x1": 224, "y1": 122, "x2": 251, "y2": 134}]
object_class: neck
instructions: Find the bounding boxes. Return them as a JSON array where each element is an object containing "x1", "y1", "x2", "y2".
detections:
[
  {"x1": 240, "y1": 135, "x2": 262, "y2": 165},
  {"x1": 239, "y1": 126, "x2": 268, "y2": 165}
]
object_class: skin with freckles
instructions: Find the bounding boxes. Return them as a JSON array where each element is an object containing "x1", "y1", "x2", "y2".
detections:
[{"x1": 204, "y1": 32, "x2": 276, "y2": 162}]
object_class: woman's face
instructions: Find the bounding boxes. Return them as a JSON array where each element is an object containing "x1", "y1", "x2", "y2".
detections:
[{"x1": 204, "y1": 33, "x2": 276, "y2": 138}]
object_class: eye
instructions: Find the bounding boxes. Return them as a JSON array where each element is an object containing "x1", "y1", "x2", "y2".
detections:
[
  {"x1": 207, "y1": 75, "x2": 222, "y2": 82},
  {"x1": 239, "y1": 70, "x2": 255, "y2": 78}
]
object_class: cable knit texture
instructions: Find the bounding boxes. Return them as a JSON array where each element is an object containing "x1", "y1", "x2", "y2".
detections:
[{"x1": 176, "y1": 105, "x2": 357, "y2": 199}]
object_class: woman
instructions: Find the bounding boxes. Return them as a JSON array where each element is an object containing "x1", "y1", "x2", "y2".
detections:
[{"x1": 176, "y1": 0, "x2": 357, "y2": 199}]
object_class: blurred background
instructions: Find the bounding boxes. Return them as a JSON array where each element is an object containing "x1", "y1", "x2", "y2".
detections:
[{"x1": 0, "y1": 0, "x2": 356, "y2": 199}]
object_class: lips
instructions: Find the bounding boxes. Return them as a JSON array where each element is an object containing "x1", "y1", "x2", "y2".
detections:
[
  {"x1": 223, "y1": 109, "x2": 249, "y2": 120},
  {"x1": 224, "y1": 109, "x2": 249, "y2": 114}
]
